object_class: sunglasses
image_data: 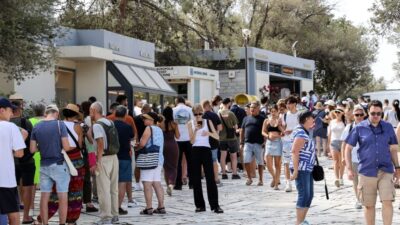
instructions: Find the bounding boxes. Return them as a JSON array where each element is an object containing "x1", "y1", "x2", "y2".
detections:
[
  {"x1": 194, "y1": 113, "x2": 203, "y2": 116},
  {"x1": 354, "y1": 114, "x2": 364, "y2": 117},
  {"x1": 370, "y1": 112, "x2": 382, "y2": 117},
  {"x1": 335, "y1": 110, "x2": 344, "y2": 113}
]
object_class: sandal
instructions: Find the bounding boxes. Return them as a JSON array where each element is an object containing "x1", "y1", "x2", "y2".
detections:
[
  {"x1": 245, "y1": 179, "x2": 253, "y2": 186},
  {"x1": 257, "y1": 181, "x2": 264, "y2": 186},
  {"x1": 153, "y1": 207, "x2": 166, "y2": 214},
  {"x1": 182, "y1": 178, "x2": 188, "y2": 185},
  {"x1": 140, "y1": 208, "x2": 153, "y2": 215},
  {"x1": 22, "y1": 217, "x2": 39, "y2": 225}
]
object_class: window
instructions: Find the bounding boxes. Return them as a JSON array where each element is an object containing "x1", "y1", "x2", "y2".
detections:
[
  {"x1": 256, "y1": 60, "x2": 268, "y2": 71},
  {"x1": 149, "y1": 94, "x2": 161, "y2": 113},
  {"x1": 269, "y1": 63, "x2": 282, "y2": 74},
  {"x1": 55, "y1": 69, "x2": 75, "y2": 106},
  {"x1": 294, "y1": 69, "x2": 312, "y2": 79}
]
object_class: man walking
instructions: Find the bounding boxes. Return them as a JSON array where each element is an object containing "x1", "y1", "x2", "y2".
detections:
[
  {"x1": 0, "y1": 98, "x2": 25, "y2": 225},
  {"x1": 90, "y1": 102, "x2": 120, "y2": 224},
  {"x1": 240, "y1": 101, "x2": 265, "y2": 186},
  {"x1": 345, "y1": 100, "x2": 400, "y2": 225},
  {"x1": 30, "y1": 104, "x2": 71, "y2": 225}
]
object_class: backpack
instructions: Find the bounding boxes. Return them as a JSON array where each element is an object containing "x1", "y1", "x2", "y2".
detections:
[
  {"x1": 96, "y1": 120, "x2": 120, "y2": 155},
  {"x1": 207, "y1": 120, "x2": 220, "y2": 149}
]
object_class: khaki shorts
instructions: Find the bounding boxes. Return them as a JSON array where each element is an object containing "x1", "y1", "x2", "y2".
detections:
[{"x1": 358, "y1": 170, "x2": 396, "y2": 207}]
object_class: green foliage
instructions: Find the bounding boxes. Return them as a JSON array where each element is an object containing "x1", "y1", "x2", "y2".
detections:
[{"x1": 0, "y1": 0, "x2": 59, "y2": 82}]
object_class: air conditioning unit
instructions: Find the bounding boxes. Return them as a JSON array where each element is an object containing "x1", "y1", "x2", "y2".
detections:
[{"x1": 228, "y1": 71, "x2": 236, "y2": 79}]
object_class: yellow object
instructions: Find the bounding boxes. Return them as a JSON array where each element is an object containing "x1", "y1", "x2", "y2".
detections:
[{"x1": 234, "y1": 94, "x2": 259, "y2": 106}]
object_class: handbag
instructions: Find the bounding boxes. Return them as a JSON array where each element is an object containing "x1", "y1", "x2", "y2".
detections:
[
  {"x1": 207, "y1": 120, "x2": 220, "y2": 149},
  {"x1": 136, "y1": 126, "x2": 160, "y2": 170},
  {"x1": 58, "y1": 121, "x2": 78, "y2": 176},
  {"x1": 312, "y1": 155, "x2": 324, "y2": 181},
  {"x1": 219, "y1": 113, "x2": 236, "y2": 139}
]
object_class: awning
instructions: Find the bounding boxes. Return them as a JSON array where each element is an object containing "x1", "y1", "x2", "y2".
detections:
[{"x1": 111, "y1": 61, "x2": 176, "y2": 96}]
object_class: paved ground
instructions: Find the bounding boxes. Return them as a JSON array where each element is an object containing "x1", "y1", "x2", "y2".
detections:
[{"x1": 31, "y1": 156, "x2": 400, "y2": 225}]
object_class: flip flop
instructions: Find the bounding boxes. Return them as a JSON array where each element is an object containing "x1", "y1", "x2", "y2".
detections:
[
  {"x1": 246, "y1": 179, "x2": 253, "y2": 186},
  {"x1": 257, "y1": 181, "x2": 264, "y2": 186}
]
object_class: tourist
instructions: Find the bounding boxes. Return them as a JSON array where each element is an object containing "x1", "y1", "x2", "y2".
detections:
[
  {"x1": 137, "y1": 112, "x2": 165, "y2": 215},
  {"x1": 328, "y1": 108, "x2": 346, "y2": 187},
  {"x1": 312, "y1": 102, "x2": 328, "y2": 157},
  {"x1": 345, "y1": 100, "x2": 400, "y2": 225},
  {"x1": 219, "y1": 98, "x2": 240, "y2": 180},
  {"x1": 343, "y1": 105, "x2": 365, "y2": 209},
  {"x1": 0, "y1": 98, "x2": 26, "y2": 225},
  {"x1": 262, "y1": 104, "x2": 284, "y2": 190},
  {"x1": 30, "y1": 104, "x2": 71, "y2": 225},
  {"x1": 383, "y1": 99, "x2": 400, "y2": 129},
  {"x1": 10, "y1": 101, "x2": 35, "y2": 224},
  {"x1": 240, "y1": 101, "x2": 265, "y2": 186},
  {"x1": 173, "y1": 97, "x2": 194, "y2": 190},
  {"x1": 290, "y1": 111, "x2": 316, "y2": 225},
  {"x1": 134, "y1": 98, "x2": 143, "y2": 116},
  {"x1": 189, "y1": 104, "x2": 223, "y2": 213},
  {"x1": 160, "y1": 106, "x2": 180, "y2": 196},
  {"x1": 113, "y1": 106, "x2": 134, "y2": 215},
  {"x1": 211, "y1": 95, "x2": 222, "y2": 113},
  {"x1": 90, "y1": 102, "x2": 119, "y2": 225},
  {"x1": 282, "y1": 96, "x2": 301, "y2": 192}
]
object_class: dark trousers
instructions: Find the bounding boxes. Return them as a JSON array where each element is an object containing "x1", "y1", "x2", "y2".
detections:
[
  {"x1": 82, "y1": 153, "x2": 92, "y2": 204},
  {"x1": 175, "y1": 141, "x2": 193, "y2": 188},
  {"x1": 192, "y1": 146, "x2": 219, "y2": 209}
]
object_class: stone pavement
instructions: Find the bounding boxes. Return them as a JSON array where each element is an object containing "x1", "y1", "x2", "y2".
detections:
[{"x1": 33, "y1": 156, "x2": 400, "y2": 225}]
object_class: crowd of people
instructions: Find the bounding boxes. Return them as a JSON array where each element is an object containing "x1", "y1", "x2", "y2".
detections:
[{"x1": 1, "y1": 91, "x2": 400, "y2": 225}]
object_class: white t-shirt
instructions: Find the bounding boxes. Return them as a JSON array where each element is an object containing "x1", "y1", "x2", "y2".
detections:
[
  {"x1": 282, "y1": 111, "x2": 300, "y2": 141},
  {"x1": 301, "y1": 96, "x2": 310, "y2": 107},
  {"x1": 386, "y1": 110, "x2": 399, "y2": 128},
  {"x1": 93, "y1": 118, "x2": 112, "y2": 150},
  {"x1": 340, "y1": 122, "x2": 359, "y2": 163},
  {"x1": 0, "y1": 121, "x2": 26, "y2": 188},
  {"x1": 329, "y1": 120, "x2": 345, "y2": 141},
  {"x1": 173, "y1": 103, "x2": 194, "y2": 142},
  {"x1": 134, "y1": 106, "x2": 142, "y2": 116}
]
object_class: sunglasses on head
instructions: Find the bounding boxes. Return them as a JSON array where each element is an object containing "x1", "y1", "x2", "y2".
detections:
[
  {"x1": 335, "y1": 110, "x2": 344, "y2": 113},
  {"x1": 194, "y1": 113, "x2": 203, "y2": 116},
  {"x1": 370, "y1": 112, "x2": 382, "y2": 117},
  {"x1": 354, "y1": 113, "x2": 364, "y2": 117}
]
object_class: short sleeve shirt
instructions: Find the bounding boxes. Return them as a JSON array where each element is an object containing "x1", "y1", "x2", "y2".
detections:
[
  {"x1": 218, "y1": 109, "x2": 238, "y2": 141},
  {"x1": 31, "y1": 120, "x2": 67, "y2": 166},
  {"x1": 114, "y1": 120, "x2": 134, "y2": 161},
  {"x1": 341, "y1": 122, "x2": 359, "y2": 163},
  {"x1": 242, "y1": 115, "x2": 265, "y2": 144},
  {"x1": 0, "y1": 121, "x2": 26, "y2": 187},
  {"x1": 93, "y1": 118, "x2": 111, "y2": 150},
  {"x1": 289, "y1": 126, "x2": 316, "y2": 172}
]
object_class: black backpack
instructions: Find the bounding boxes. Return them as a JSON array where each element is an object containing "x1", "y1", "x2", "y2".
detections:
[{"x1": 96, "y1": 120, "x2": 120, "y2": 155}]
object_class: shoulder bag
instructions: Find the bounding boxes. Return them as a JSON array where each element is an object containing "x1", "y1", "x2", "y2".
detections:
[
  {"x1": 58, "y1": 121, "x2": 78, "y2": 176},
  {"x1": 136, "y1": 126, "x2": 160, "y2": 170},
  {"x1": 219, "y1": 113, "x2": 236, "y2": 139}
]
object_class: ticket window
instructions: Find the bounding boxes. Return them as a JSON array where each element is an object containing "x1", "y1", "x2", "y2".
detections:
[{"x1": 55, "y1": 69, "x2": 75, "y2": 106}]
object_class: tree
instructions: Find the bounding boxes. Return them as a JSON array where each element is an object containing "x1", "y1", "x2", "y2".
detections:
[{"x1": 0, "y1": 0, "x2": 59, "y2": 82}]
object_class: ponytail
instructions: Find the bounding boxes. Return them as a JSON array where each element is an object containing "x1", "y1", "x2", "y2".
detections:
[{"x1": 393, "y1": 100, "x2": 400, "y2": 121}]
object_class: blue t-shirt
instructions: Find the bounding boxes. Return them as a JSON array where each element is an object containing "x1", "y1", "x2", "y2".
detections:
[
  {"x1": 31, "y1": 120, "x2": 68, "y2": 166},
  {"x1": 290, "y1": 126, "x2": 316, "y2": 172},
  {"x1": 145, "y1": 126, "x2": 164, "y2": 166},
  {"x1": 115, "y1": 120, "x2": 134, "y2": 161}
]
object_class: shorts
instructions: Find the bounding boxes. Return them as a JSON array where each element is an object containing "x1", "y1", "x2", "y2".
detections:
[
  {"x1": 282, "y1": 140, "x2": 293, "y2": 164},
  {"x1": 40, "y1": 162, "x2": 71, "y2": 193},
  {"x1": 140, "y1": 165, "x2": 162, "y2": 182},
  {"x1": 118, "y1": 160, "x2": 133, "y2": 183},
  {"x1": 330, "y1": 140, "x2": 342, "y2": 151},
  {"x1": 211, "y1": 149, "x2": 218, "y2": 163},
  {"x1": 15, "y1": 162, "x2": 36, "y2": 186},
  {"x1": 358, "y1": 170, "x2": 395, "y2": 207},
  {"x1": 243, "y1": 143, "x2": 264, "y2": 165},
  {"x1": 220, "y1": 140, "x2": 239, "y2": 153},
  {"x1": 0, "y1": 187, "x2": 19, "y2": 214},
  {"x1": 295, "y1": 171, "x2": 314, "y2": 208},
  {"x1": 265, "y1": 139, "x2": 283, "y2": 156}
]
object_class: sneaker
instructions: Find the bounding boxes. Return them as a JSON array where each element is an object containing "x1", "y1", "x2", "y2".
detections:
[
  {"x1": 111, "y1": 216, "x2": 119, "y2": 224},
  {"x1": 127, "y1": 199, "x2": 138, "y2": 208},
  {"x1": 86, "y1": 205, "x2": 99, "y2": 212},
  {"x1": 94, "y1": 218, "x2": 112, "y2": 225},
  {"x1": 134, "y1": 183, "x2": 143, "y2": 191},
  {"x1": 92, "y1": 196, "x2": 99, "y2": 203},
  {"x1": 334, "y1": 179, "x2": 340, "y2": 188},
  {"x1": 285, "y1": 181, "x2": 292, "y2": 192},
  {"x1": 355, "y1": 201, "x2": 362, "y2": 209},
  {"x1": 232, "y1": 174, "x2": 241, "y2": 179},
  {"x1": 339, "y1": 179, "x2": 344, "y2": 186},
  {"x1": 119, "y1": 207, "x2": 128, "y2": 215},
  {"x1": 221, "y1": 174, "x2": 228, "y2": 179}
]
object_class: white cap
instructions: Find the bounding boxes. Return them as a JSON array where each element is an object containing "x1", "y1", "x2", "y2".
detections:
[{"x1": 324, "y1": 100, "x2": 336, "y2": 107}]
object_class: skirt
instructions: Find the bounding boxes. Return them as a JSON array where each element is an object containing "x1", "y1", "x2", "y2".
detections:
[{"x1": 265, "y1": 139, "x2": 283, "y2": 156}]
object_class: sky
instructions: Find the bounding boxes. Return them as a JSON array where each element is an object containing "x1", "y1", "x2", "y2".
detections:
[{"x1": 328, "y1": 0, "x2": 399, "y2": 89}]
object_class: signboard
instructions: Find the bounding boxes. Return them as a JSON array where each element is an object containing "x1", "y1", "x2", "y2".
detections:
[{"x1": 282, "y1": 67, "x2": 294, "y2": 75}]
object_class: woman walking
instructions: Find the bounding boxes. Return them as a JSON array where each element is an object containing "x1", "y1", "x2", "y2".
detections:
[
  {"x1": 262, "y1": 105, "x2": 284, "y2": 190},
  {"x1": 189, "y1": 104, "x2": 223, "y2": 213},
  {"x1": 160, "y1": 107, "x2": 180, "y2": 196},
  {"x1": 290, "y1": 111, "x2": 316, "y2": 225},
  {"x1": 137, "y1": 112, "x2": 165, "y2": 215},
  {"x1": 328, "y1": 108, "x2": 346, "y2": 187},
  {"x1": 384, "y1": 99, "x2": 400, "y2": 129}
]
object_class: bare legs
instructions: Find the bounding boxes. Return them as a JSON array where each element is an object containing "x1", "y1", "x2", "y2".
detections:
[
  {"x1": 266, "y1": 155, "x2": 282, "y2": 188},
  {"x1": 142, "y1": 181, "x2": 164, "y2": 209},
  {"x1": 21, "y1": 186, "x2": 34, "y2": 222},
  {"x1": 221, "y1": 151, "x2": 238, "y2": 175},
  {"x1": 296, "y1": 208, "x2": 309, "y2": 225},
  {"x1": 40, "y1": 192, "x2": 67, "y2": 225}
]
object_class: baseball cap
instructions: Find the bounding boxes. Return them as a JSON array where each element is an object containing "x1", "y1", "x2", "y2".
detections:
[
  {"x1": 353, "y1": 104, "x2": 365, "y2": 114},
  {"x1": 324, "y1": 100, "x2": 336, "y2": 107},
  {"x1": 0, "y1": 98, "x2": 16, "y2": 109},
  {"x1": 45, "y1": 104, "x2": 59, "y2": 114}
]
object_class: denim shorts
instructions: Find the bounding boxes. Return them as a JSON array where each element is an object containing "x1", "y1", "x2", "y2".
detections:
[
  {"x1": 282, "y1": 140, "x2": 293, "y2": 164},
  {"x1": 40, "y1": 162, "x2": 70, "y2": 193},
  {"x1": 119, "y1": 160, "x2": 133, "y2": 183},
  {"x1": 211, "y1": 149, "x2": 218, "y2": 163},
  {"x1": 330, "y1": 140, "x2": 342, "y2": 151},
  {"x1": 295, "y1": 171, "x2": 314, "y2": 208},
  {"x1": 265, "y1": 139, "x2": 283, "y2": 156},
  {"x1": 243, "y1": 143, "x2": 264, "y2": 165}
]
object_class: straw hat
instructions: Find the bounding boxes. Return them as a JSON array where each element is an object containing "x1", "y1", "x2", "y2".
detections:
[
  {"x1": 63, "y1": 103, "x2": 82, "y2": 119},
  {"x1": 314, "y1": 102, "x2": 323, "y2": 110}
]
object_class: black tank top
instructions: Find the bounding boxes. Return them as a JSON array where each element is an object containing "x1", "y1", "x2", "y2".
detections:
[{"x1": 267, "y1": 124, "x2": 280, "y2": 133}]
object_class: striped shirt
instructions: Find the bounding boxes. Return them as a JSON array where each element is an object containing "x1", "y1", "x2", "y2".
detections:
[{"x1": 290, "y1": 126, "x2": 316, "y2": 172}]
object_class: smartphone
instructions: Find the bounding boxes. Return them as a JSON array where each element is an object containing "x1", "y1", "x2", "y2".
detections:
[{"x1": 197, "y1": 120, "x2": 203, "y2": 126}]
